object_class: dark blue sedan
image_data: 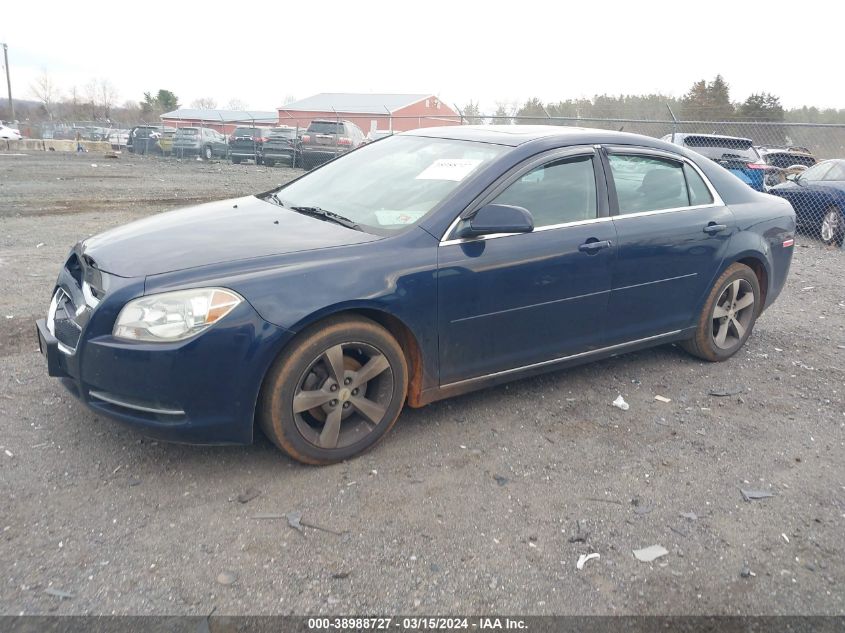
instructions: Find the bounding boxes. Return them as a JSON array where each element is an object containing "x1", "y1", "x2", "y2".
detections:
[
  {"x1": 769, "y1": 159, "x2": 845, "y2": 246},
  {"x1": 36, "y1": 126, "x2": 796, "y2": 464}
]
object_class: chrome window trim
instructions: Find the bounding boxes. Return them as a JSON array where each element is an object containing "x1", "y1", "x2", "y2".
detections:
[
  {"x1": 438, "y1": 144, "x2": 725, "y2": 247},
  {"x1": 440, "y1": 216, "x2": 613, "y2": 247},
  {"x1": 441, "y1": 329, "x2": 683, "y2": 390}
]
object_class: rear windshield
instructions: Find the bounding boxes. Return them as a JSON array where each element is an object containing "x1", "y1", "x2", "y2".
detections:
[
  {"x1": 307, "y1": 121, "x2": 343, "y2": 134},
  {"x1": 233, "y1": 127, "x2": 261, "y2": 136},
  {"x1": 175, "y1": 128, "x2": 199, "y2": 136},
  {"x1": 269, "y1": 128, "x2": 296, "y2": 138},
  {"x1": 683, "y1": 136, "x2": 758, "y2": 161},
  {"x1": 766, "y1": 152, "x2": 816, "y2": 169}
]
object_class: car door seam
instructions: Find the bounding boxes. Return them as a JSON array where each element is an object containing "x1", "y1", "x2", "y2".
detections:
[{"x1": 450, "y1": 288, "x2": 611, "y2": 324}]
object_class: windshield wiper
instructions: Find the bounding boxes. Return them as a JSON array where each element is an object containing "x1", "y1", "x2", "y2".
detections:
[{"x1": 290, "y1": 205, "x2": 361, "y2": 231}]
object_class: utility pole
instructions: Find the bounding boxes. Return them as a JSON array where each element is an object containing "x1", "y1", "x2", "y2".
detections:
[{"x1": 1, "y1": 43, "x2": 12, "y2": 122}]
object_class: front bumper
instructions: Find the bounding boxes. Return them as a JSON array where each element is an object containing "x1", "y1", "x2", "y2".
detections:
[{"x1": 36, "y1": 282, "x2": 293, "y2": 445}]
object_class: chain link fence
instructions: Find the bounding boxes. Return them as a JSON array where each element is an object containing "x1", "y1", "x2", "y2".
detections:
[{"x1": 7, "y1": 107, "x2": 844, "y2": 246}]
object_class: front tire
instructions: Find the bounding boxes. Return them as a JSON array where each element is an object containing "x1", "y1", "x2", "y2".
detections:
[
  {"x1": 681, "y1": 263, "x2": 761, "y2": 362},
  {"x1": 258, "y1": 316, "x2": 408, "y2": 465},
  {"x1": 231, "y1": 156, "x2": 241, "y2": 164},
  {"x1": 820, "y1": 206, "x2": 844, "y2": 247},
  {"x1": 203, "y1": 145, "x2": 213, "y2": 160}
]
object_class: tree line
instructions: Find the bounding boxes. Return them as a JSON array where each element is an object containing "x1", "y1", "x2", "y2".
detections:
[{"x1": 462, "y1": 75, "x2": 845, "y2": 125}]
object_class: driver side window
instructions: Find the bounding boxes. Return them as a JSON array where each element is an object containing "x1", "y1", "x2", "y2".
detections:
[{"x1": 490, "y1": 155, "x2": 597, "y2": 228}]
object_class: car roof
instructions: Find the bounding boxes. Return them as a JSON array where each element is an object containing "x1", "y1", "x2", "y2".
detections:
[{"x1": 405, "y1": 125, "x2": 682, "y2": 148}]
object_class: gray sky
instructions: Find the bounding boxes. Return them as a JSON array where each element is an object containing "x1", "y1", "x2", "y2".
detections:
[{"x1": 3, "y1": 0, "x2": 843, "y2": 114}]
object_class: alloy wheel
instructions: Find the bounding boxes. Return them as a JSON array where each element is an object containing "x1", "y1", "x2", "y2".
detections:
[
  {"x1": 821, "y1": 209, "x2": 841, "y2": 244},
  {"x1": 711, "y1": 279, "x2": 755, "y2": 350},
  {"x1": 292, "y1": 342, "x2": 394, "y2": 449}
]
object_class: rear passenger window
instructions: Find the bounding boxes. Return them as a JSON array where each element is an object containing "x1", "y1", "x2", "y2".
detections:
[
  {"x1": 609, "y1": 155, "x2": 690, "y2": 214},
  {"x1": 492, "y1": 155, "x2": 597, "y2": 228},
  {"x1": 684, "y1": 163, "x2": 714, "y2": 205}
]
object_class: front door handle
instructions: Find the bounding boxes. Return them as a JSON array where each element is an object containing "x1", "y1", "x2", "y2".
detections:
[
  {"x1": 578, "y1": 239, "x2": 612, "y2": 254},
  {"x1": 703, "y1": 223, "x2": 728, "y2": 235}
]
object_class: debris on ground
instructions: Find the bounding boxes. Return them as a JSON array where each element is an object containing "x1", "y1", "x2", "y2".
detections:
[
  {"x1": 44, "y1": 587, "x2": 74, "y2": 599},
  {"x1": 740, "y1": 565, "x2": 754, "y2": 578},
  {"x1": 612, "y1": 395, "x2": 630, "y2": 411},
  {"x1": 493, "y1": 475, "x2": 509, "y2": 486},
  {"x1": 740, "y1": 488, "x2": 775, "y2": 502},
  {"x1": 654, "y1": 395, "x2": 672, "y2": 403},
  {"x1": 567, "y1": 520, "x2": 589, "y2": 543},
  {"x1": 576, "y1": 553, "x2": 600, "y2": 570},
  {"x1": 632, "y1": 498, "x2": 653, "y2": 515},
  {"x1": 679, "y1": 512, "x2": 698, "y2": 521},
  {"x1": 782, "y1": 533, "x2": 790, "y2": 543},
  {"x1": 216, "y1": 570, "x2": 237, "y2": 585},
  {"x1": 286, "y1": 511, "x2": 304, "y2": 533},
  {"x1": 709, "y1": 386, "x2": 745, "y2": 397},
  {"x1": 284, "y1": 511, "x2": 345, "y2": 536},
  {"x1": 633, "y1": 544, "x2": 669, "y2": 562},
  {"x1": 332, "y1": 571, "x2": 350, "y2": 579},
  {"x1": 235, "y1": 488, "x2": 261, "y2": 504}
]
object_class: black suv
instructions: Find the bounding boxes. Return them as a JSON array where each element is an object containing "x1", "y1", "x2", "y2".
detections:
[
  {"x1": 299, "y1": 119, "x2": 365, "y2": 169},
  {"x1": 260, "y1": 127, "x2": 299, "y2": 167},
  {"x1": 228, "y1": 126, "x2": 271, "y2": 164}
]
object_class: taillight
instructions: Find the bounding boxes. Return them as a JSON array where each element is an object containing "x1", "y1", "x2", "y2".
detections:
[
  {"x1": 337, "y1": 136, "x2": 352, "y2": 146},
  {"x1": 257, "y1": 137, "x2": 268, "y2": 143},
  {"x1": 746, "y1": 163, "x2": 770, "y2": 170},
  {"x1": 301, "y1": 134, "x2": 311, "y2": 143},
  {"x1": 783, "y1": 238, "x2": 794, "y2": 248}
]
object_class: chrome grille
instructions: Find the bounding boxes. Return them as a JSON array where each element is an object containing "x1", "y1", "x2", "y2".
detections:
[{"x1": 47, "y1": 288, "x2": 84, "y2": 354}]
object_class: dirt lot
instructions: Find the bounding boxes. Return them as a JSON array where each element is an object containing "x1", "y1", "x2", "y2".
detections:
[{"x1": 1, "y1": 152, "x2": 844, "y2": 616}]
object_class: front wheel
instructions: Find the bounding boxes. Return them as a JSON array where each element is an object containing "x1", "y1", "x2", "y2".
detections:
[
  {"x1": 258, "y1": 316, "x2": 408, "y2": 464},
  {"x1": 820, "y1": 206, "x2": 844, "y2": 247},
  {"x1": 681, "y1": 263, "x2": 760, "y2": 362},
  {"x1": 203, "y1": 145, "x2": 213, "y2": 160}
]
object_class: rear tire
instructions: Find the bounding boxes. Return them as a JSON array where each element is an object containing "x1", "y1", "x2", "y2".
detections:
[
  {"x1": 203, "y1": 145, "x2": 213, "y2": 160},
  {"x1": 258, "y1": 316, "x2": 408, "y2": 465},
  {"x1": 681, "y1": 263, "x2": 761, "y2": 362},
  {"x1": 231, "y1": 156, "x2": 241, "y2": 164},
  {"x1": 820, "y1": 206, "x2": 844, "y2": 247},
  {"x1": 263, "y1": 158, "x2": 274, "y2": 167}
]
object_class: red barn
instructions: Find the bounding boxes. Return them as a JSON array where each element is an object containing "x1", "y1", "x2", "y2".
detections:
[
  {"x1": 160, "y1": 109, "x2": 278, "y2": 135},
  {"x1": 277, "y1": 93, "x2": 460, "y2": 134}
]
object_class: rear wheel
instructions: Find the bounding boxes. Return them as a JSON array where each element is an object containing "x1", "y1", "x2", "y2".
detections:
[
  {"x1": 258, "y1": 316, "x2": 408, "y2": 465},
  {"x1": 681, "y1": 263, "x2": 760, "y2": 362},
  {"x1": 263, "y1": 158, "x2": 275, "y2": 167},
  {"x1": 203, "y1": 145, "x2": 213, "y2": 160},
  {"x1": 231, "y1": 156, "x2": 241, "y2": 164},
  {"x1": 820, "y1": 206, "x2": 844, "y2": 247}
]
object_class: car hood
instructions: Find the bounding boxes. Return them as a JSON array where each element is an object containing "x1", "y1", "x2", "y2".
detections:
[{"x1": 82, "y1": 195, "x2": 381, "y2": 277}]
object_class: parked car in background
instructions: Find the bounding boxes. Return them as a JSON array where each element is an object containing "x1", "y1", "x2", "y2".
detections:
[
  {"x1": 229, "y1": 126, "x2": 272, "y2": 164},
  {"x1": 127, "y1": 126, "x2": 176, "y2": 155},
  {"x1": 260, "y1": 126, "x2": 299, "y2": 167},
  {"x1": 663, "y1": 133, "x2": 772, "y2": 192},
  {"x1": 108, "y1": 129, "x2": 130, "y2": 150},
  {"x1": 173, "y1": 127, "x2": 229, "y2": 160},
  {"x1": 0, "y1": 124, "x2": 23, "y2": 140},
  {"x1": 756, "y1": 145, "x2": 817, "y2": 188},
  {"x1": 769, "y1": 159, "x2": 845, "y2": 246},
  {"x1": 299, "y1": 119, "x2": 365, "y2": 169},
  {"x1": 36, "y1": 126, "x2": 795, "y2": 464}
]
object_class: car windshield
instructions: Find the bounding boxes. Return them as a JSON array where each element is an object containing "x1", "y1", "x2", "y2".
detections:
[
  {"x1": 269, "y1": 128, "x2": 295, "y2": 138},
  {"x1": 269, "y1": 135, "x2": 507, "y2": 232},
  {"x1": 684, "y1": 136, "x2": 759, "y2": 162},
  {"x1": 175, "y1": 129, "x2": 199, "y2": 136},
  {"x1": 234, "y1": 127, "x2": 260, "y2": 136}
]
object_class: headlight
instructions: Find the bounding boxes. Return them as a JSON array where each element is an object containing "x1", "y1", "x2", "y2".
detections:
[{"x1": 113, "y1": 288, "x2": 243, "y2": 342}]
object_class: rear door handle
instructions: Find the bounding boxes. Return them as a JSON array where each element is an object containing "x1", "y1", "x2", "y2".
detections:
[
  {"x1": 703, "y1": 223, "x2": 728, "y2": 235},
  {"x1": 578, "y1": 239, "x2": 612, "y2": 253}
]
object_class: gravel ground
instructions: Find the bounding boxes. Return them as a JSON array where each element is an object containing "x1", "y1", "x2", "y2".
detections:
[{"x1": 0, "y1": 153, "x2": 843, "y2": 616}]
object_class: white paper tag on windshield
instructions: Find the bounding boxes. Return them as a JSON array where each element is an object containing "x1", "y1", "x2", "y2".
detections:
[
  {"x1": 416, "y1": 158, "x2": 482, "y2": 181},
  {"x1": 375, "y1": 210, "x2": 427, "y2": 225}
]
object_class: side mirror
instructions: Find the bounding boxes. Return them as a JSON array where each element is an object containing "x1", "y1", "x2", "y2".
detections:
[{"x1": 456, "y1": 204, "x2": 534, "y2": 238}]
